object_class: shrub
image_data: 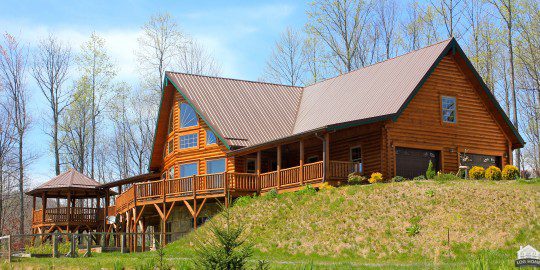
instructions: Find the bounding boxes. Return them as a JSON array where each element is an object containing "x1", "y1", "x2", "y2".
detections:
[
  {"x1": 434, "y1": 173, "x2": 461, "y2": 182},
  {"x1": 296, "y1": 184, "x2": 317, "y2": 196},
  {"x1": 391, "y1": 176, "x2": 407, "y2": 182},
  {"x1": 318, "y1": 182, "x2": 334, "y2": 191},
  {"x1": 502, "y1": 165, "x2": 519, "y2": 180},
  {"x1": 347, "y1": 172, "x2": 366, "y2": 185},
  {"x1": 426, "y1": 160, "x2": 436, "y2": 179},
  {"x1": 266, "y1": 188, "x2": 278, "y2": 199},
  {"x1": 485, "y1": 166, "x2": 502, "y2": 180},
  {"x1": 369, "y1": 172, "x2": 383, "y2": 183},
  {"x1": 413, "y1": 175, "x2": 426, "y2": 181},
  {"x1": 469, "y1": 166, "x2": 485, "y2": 180}
]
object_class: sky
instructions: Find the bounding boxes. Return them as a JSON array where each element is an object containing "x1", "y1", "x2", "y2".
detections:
[{"x1": 0, "y1": 0, "x2": 310, "y2": 186}]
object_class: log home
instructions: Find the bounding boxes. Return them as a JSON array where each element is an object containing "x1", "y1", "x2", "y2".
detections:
[{"x1": 27, "y1": 38, "x2": 524, "y2": 250}]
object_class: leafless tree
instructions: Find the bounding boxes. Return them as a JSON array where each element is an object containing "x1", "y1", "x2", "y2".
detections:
[
  {"x1": 302, "y1": 34, "x2": 329, "y2": 84},
  {"x1": 262, "y1": 27, "x2": 305, "y2": 86},
  {"x1": 376, "y1": 0, "x2": 398, "y2": 59},
  {"x1": 487, "y1": 0, "x2": 521, "y2": 170},
  {"x1": 306, "y1": 0, "x2": 374, "y2": 73},
  {"x1": 175, "y1": 38, "x2": 221, "y2": 76},
  {"x1": 0, "y1": 102, "x2": 17, "y2": 233},
  {"x1": 430, "y1": 0, "x2": 464, "y2": 38},
  {"x1": 136, "y1": 12, "x2": 185, "y2": 95},
  {"x1": 0, "y1": 33, "x2": 31, "y2": 234},
  {"x1": 31, "y1": 34, "x2": 72, "y2": 176}
]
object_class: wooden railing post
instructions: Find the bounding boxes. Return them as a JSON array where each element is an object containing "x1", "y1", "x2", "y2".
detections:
[
  {"x1": 162, "y1": 179, "x2": 166, "y2": 203},
  {"x1": 256, "y1": 151, "x2": 261, "y2": 193},
  {"x1": 193, "y1": 175, "x2": 198, "y2": 198},
  {"x1": 134, "y1": 184, "x2": 138, "y2": 207}
]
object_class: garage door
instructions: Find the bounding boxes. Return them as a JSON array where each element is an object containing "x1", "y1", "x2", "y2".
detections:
[
  {"x1": 396, "y1": 147, "x2": 440, "y2": 179},
  {"x1": 460, "y1": 153, "x2": 501, "y2": 168}
]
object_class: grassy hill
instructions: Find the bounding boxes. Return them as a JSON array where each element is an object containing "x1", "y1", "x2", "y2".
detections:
[
  {"x1": 168, "y1": 179, "x2": 539, "y2": 266},
  {"x1": 10, "y1": 179, "x2": 540, "y2": 269}
]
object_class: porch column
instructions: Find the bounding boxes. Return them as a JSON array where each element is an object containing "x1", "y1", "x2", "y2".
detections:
[
  {"x1": 41, "y1": 193, "x2": 46, "y2": 223},
  {"x1": 256, "y1": 151, "x2": 261, "y2": 193},
  {"x1": 323, "y1": 133, "x2": 330, "y2": 182},
  {"x1": 277, "y1": 145, "x2": 282, "y2": 189},
  {"x1": 299, "y1": 139, "x2": 304, "y2": 185},
  {"x1": 103, "y1": 190, "x2": 109, "y2": 234}
]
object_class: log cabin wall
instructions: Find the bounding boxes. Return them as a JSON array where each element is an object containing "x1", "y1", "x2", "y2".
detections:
[
  {"x1": 329, "y1": 122, "x2": 383, "y2": 177},
  {"x1": 384, "y1": 55, "x2": 511, "y2": 177},
  {"x1": 161, "y1": 90, "x2": 234, "y2": 177}
]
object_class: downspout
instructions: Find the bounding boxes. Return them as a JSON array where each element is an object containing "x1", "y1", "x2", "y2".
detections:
[{"x1": 315, "y1": 132, "x2": 326, "y2": 182}]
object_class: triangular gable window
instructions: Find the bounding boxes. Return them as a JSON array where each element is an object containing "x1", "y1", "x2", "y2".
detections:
[{"x1": 180, "y1": 103, "x2": 198, "y2": 128}]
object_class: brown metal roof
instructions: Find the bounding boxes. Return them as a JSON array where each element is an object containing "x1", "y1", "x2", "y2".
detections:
[
  {"x1": 166, "y1": 72, "x2": 303, "y2": 147},
  {"x1": 294, "y1": 39, "x2": 452, "y2": 133},
  {"x1": 26, "y1": 169, "x2": 115, "y2": 198}
]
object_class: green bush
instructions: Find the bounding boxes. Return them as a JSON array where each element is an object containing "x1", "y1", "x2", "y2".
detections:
[
  {"x1": 434, "y1": 173, "x2": 461, "y2": 182},
  {"x1": 413, "y1": 175, "x2": 426, "y2": 181},
  {"x1": 426, "y1": 160, "x2": 436, "y2": 179},
  {"x1": 502, "y1": 165, "x2": 520, "y2": 180},
  {"x1": 391, "y1": 176, "x2": 407, "y2": 182},
  {"x1": 296, "y1": 184, "x2": 317, "y2": 196},
  {"x1": 469, "y1": 166, "x2": 485, "y2": 180},
  {"x1": 485, "y1": 166, "x2": 502, "y2": 180},
  {"x1": 266, "y1": 188, "x2": 278, "y2": 199},
  {"x1": 347, "y1": 172, "x2": 366, "y2": 185}
]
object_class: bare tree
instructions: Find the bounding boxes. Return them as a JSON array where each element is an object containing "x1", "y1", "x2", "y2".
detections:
[
  {"x1": 302, "y1": 34, "x2": 329, "y2": 84},
  {"x1": 488, "y1": 0, "x2": 521, "y2": 170},
  {"x1": 0, "y1": 33, "x2": 31, "y2": 234},
  {"x1": 77, "y1": 33, "x2": 116, "y2": 179},
  {"x1": 136, "y1": 12, "x2": 185, "y2": 94},
  {"x1": 31, "y1": 34, "x2": 71, "y2": 176},
  {"x1": 376, "y1": 0, "x2": 398, "y2": 59},
  {"x1": 262, "y1": 27, "x2": 305, "y2": 86},
  {"x1": 175, "y1": 38, "x2": 221, "y2": 76},
  {"x1": 306, "y1": 0, "x2": 374, "y2": 73},
  {"x1": 0, "y1": 102, "x2": 17, "y2": 233},
  {"x1": 430, "y1": 0, "x2": 464, "y2": 38}
]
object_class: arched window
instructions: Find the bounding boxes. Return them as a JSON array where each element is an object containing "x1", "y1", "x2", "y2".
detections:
[{"x1": 180, "y1": 103, "x2": 198, "y2": 128}]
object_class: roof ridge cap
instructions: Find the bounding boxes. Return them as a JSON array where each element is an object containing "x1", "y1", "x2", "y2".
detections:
[{"x1": 165, "y1": 71, "x2": 304, "y2": 89}]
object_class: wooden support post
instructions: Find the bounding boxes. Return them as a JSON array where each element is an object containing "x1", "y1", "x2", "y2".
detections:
[
  {"x1": 323, "y1": 133, "x2": 330, "y2": 182},
  {"x1": 256, "y1": 151, "x2": 261, "y2": 193},
  {"x1": 52, "y1": 233, "x2": 59, "y2": 258},
  {"x1": 120, "y1": 233, "x2": 126, "y2": 253},
  {"x1": 84, "y1": 233, "x2": 92, "y2": 257},
  {"x1": 277, "y1": 145, "x2": 282, "y2": 189},
  {"x1": 41, "y1": 193, "x2": 46, "y2": 223},
  {"x1": 299, "y1": 139, "x2": 304, "y2": 185},
  {"x1": 224, "y1": 173, "x2": 229, "y2": 208}
]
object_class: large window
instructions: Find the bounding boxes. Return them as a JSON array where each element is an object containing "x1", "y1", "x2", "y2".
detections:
[
  {"x1": 180, "y1": 163, "x2": 198, "y2": 177},
  {"x1": 206, "y1": 130, "x2": 217, "y2": 145},
  {"x1": 441, "y1": 96, "x2": 457, "y2": 123},
  {"x1": 180, "y1": 103, "x2": 198, "y2": 128},
  {"x1": 168, "y1": 166, "x2": 175, "y2": 179},
  {"x1": 350, "y1": 146, "x2": 363, "y2": 173},
  {"x1": 180, "y1": 133, "x2": 198, "y2": 149},
  {"x1": 206, "y1": 158, "x2": 226, "y2": 174}
]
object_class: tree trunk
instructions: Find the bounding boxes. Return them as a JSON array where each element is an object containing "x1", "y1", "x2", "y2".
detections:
[
  {"x1": 18, "y1": 135, "x2": 24, "y2": 234},
  {"x1": 54, "y1": 111, "x2": 60, "y2": 175}
]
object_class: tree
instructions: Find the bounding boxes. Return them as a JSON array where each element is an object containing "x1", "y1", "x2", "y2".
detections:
[
  {"x1": 175, "y1": 38, "x2": 221, "y2": 76},
  {"x1": 302, "y1": 34, "x2": 329, "y2": 84},
  {"x1": 0, "y1": 102, "x2": 16, "y2": 233},
  {"x1": 306, "y1": 0, "x2": 374, "y2": 73},
  {"x1": 487, "y1": 0, "x2": 521, "y2": 170},
  {"x1": 136, "y1": 12, "x2": 185, "y2": 95},
  {"x1": 0, "y1": 33, "x2": 31, "y2": 234},
  {"x1": 376, "y1": 0, "x2": 398, "y2": 59},
  {"x1": 31, "y1": 34, "x2": 71, "y2": 176},
  {"x1": 262, "y1": 27, "x2": 305, "y2": 86},
  {"x1": 77, "y1": 33, "x2": 116, "y2": 179},
  {"x1": 430, "y1": 0, "x2": 464, "y2": 38}
]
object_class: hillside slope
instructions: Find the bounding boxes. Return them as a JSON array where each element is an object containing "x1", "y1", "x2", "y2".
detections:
[{"x1": 170, "y1": 180, "x2": 539, "y2": 261}]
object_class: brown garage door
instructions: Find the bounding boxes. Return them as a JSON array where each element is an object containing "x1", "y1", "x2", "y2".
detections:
[
  {"x1": 460, "y1": 153, "x2": 501, "y2": 168},
  {"x1": 396, "y1": 147, "x2": 440, "y2": 179}
]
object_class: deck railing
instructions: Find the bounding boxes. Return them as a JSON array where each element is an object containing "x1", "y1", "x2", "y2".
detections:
[
  {"x1": 114, "y1": 160, "x2": 359, "y2": 213},
  {"x1": 32, "y1": 207, "x2": 103, "y2": 225}
]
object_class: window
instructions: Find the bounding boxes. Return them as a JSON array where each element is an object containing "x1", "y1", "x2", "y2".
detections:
[
  {"x1": 206, "y1": 130, "x2": 217, "y2": 145},
  {"x1": 180, "y1": 163, "x2": 198, "y2": 177},
  {"x1": 441, "y1": 96, "x2": 457, "y2": 123},
  {"x1": 307, "y1": 156, "x2": 319, "y2": 163},
  {"x1": 207, "y1": 158, "x2": 226, "y2": 174},
  {"x1": 246, "y1": 158, "x2": 256, "y2": 173},
  {"x1": 180, "y1": 103, "x2": 198, "y2": 128},
  {"x1": 167, "y1": 109, "x2": 174, "y2": 134},
  {"x1": 168, "y1": 166, "x2": 175, "y2": 179},
  {"x1": 180, "y1": 133, "x2": 198, "y2": 149},
  {"x1": 168, "y1": 139, "x2": 174, "y2": 153},
  {"x1": 350, "y1": 146, "x2": 363, "y2": 173}
]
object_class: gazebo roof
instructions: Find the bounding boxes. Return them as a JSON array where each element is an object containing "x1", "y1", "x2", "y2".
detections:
[{"x1": 26, "y1": 169, "x2": 113, "y2": 198}]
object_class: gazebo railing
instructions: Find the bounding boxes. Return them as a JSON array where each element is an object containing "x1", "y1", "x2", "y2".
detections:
[{"x1": 32, "y1": 207, "x2": 103, "y2": 225}]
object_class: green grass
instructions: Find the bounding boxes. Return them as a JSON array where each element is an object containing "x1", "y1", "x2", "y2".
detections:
[{"x1": 7, "y1": 179, "x2": 540, "y2": 269}]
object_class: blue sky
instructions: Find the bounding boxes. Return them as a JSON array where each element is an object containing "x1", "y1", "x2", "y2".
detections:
[{"x1": 0, "y1": 0, "x2": 309, "y2": 186}]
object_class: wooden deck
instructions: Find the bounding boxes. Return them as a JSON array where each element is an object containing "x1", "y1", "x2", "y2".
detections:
[
  {"x1": 114, "y1": 160, "x2": 359, "y2": 214},
  {"x1": 32, "y1": 207, "x2": 105, "y2": 228}
]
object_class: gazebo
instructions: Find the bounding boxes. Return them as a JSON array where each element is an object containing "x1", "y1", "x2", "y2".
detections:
[{"x1": 26, "y1": 169, "x2": 115, "y2": 235}]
